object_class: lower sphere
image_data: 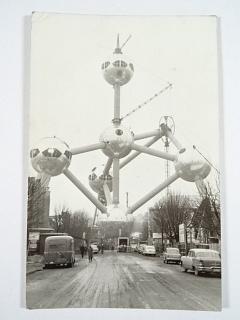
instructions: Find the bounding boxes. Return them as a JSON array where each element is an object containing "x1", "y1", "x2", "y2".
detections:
[{"x1": 174, "y1": 150, "x2": 211, "y2": 182}]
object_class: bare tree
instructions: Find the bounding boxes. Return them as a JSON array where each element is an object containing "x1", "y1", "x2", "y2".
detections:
[
  {"x1": 50, "y1": 204, "x2": 70, "y2": 233},
  {"x1": 192, "y1": 176, "x2": 221, "y2": 237},
  {"x1": 151, "y1": 193, "x2": 193, "y2": 243},
  {"x1": 50, "y1": 205, "x2": 90, "y2": 238}
]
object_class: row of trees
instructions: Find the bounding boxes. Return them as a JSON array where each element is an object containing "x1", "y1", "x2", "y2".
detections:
[
  {"x1": 98, "y1": 220, "x2": 135, "y2": 240},
  {"x1": 49, "y1": 205, "x2": 90, "y2": 238},
  {"x1": 142, "y1": 178, "x2": 221, "y2": 244}
]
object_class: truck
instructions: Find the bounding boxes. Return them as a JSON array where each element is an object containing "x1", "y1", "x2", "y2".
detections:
[
  {"x1": 117, "y1": 237, "x2": 129, "y2": 252},
  {"x1": 44, "y1": 235, "x2": 75, "y2": 268}
]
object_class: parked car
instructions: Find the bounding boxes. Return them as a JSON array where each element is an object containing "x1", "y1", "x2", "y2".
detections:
[
  {"x1": 181, "y1": 248, "x2": 221, "y2": 276},
  {"x1": 142, "y1": 245, "x2": 156, "y2": 256},
  {"x1": 136, "y1": 244, "x2": 141, "y2": 253},
  {"x1": 90, "y1": 244, "x2": 99, "y2": 254},
  {"x1": 163, "y1": 247, "x2": 181, "y2": 264},
  {"x1": 44, "y1": 235, "x2": 75, "y2": 268},
  {"x1": 139, "y1": 244, "x2": 146, "y2": 254}
]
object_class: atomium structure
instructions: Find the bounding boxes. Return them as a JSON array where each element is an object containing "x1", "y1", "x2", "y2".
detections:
[{"x1": 30, "y1": 35, "x2": 211, "y2": 222}]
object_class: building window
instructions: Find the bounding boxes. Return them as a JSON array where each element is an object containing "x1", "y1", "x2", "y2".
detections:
[
  {"x1": 64, "y1": 150, "x2": 72, "y2": 160},
  {"x1": 121, "y1": 61, "x2": 127, "y2": 67},
  {"x1": 42, "y1": 148, "x2": 62, "y2": 158},
  {"x1": 30, "y1": 149, "x2": 40, "y2": 158},
  {"x1": 129, "y1": 63, "x2": 134, "y2": 71},
  {"x1": 105, "y1": 61, "x2": 110, "y2": 68},
  {"x1": 113, "y1": 60, "x2": 120, "y2": 67}
]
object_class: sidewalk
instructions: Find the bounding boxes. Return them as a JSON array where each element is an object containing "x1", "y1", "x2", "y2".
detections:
[
  {"x1": 26, "y1": 254, "x2": 83, "y2": 275},
  {"x1": 26, "y1": 255, "x2": 44, "y2": 275}
]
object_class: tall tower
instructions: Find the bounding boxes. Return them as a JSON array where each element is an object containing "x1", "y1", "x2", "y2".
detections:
[
  {"x1": 161, "y1": 116, "x2": 175, "y2": 197},
  {"x1": 100, "y1": 35, "x2": 134, "y2": 207}
]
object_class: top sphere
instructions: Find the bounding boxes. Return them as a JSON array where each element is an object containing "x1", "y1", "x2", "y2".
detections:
[
  {"x1": 101, "y1": 52, "x2": 134, "y2": 86},
  {"x1": 30, "y1": 137, "x2": 71, "y2": 176},
  {"x1": 174, "y1": 149, "x2": 211, "y2": 182}
]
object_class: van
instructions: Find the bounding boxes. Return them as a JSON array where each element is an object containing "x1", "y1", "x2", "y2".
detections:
[{"x1": 44, "y1": 235, "x2": 75, "y2": 268}]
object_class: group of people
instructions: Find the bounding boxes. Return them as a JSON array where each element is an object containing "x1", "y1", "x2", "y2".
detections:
[{"x1": 79, "y1": 243, "x2": 104, "y2": 263}]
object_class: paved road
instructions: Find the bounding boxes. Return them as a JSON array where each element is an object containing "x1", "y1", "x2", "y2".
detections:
[{"x1": 26, "y1": 251, "x2": 221, "y2": 310}]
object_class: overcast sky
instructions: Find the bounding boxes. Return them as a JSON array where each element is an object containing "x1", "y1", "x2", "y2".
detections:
[{"x1": 29, "y1": 13, "x2": 220, "y2": 218}]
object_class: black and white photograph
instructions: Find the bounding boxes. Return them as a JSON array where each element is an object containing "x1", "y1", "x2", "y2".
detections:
[{"x1": 25, "y1": 13, "x2": 222, "y2": 311}]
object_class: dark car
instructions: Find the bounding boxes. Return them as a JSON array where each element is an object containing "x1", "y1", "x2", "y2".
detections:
[
  {"x1": 163, "y1": 247, "x2": 181, "y2": 264},
  {"x1": 44, "y1": 235, "x2": 75, "y2": 268}
]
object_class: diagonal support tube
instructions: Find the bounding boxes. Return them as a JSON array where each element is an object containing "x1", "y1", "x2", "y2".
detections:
[
  {"x1": 103, "y1": 183, "x2": 112, "y2": 205},
  {"x1": 92, "y1": 207, "x2": 98, "y2": 226},
  {"x1": 166, "y1": 131, "x2": 186, "y2": 153},
  {"x1": 127, "y1": 172, "x2": 180, "y2": 214},
  {"x1": 112, "y1": 158, "x2": 120, "y2": 205},
  {"x1": 63, "y1": 168, "x2": 107, "y2": 213},
  {"x1": 120, "y1": 135, "x2": 162, "y2": 169},
  {"x1": 103, "y1": 157, "x2": 113, "y2": 176},
  {"x1": 70, "y1": 142, "x2": 105, "y2": 156},
  {"x1": 134, "y1": 129, "x2": 162, "y2": 141},
  {"x1": 131, "y1": 143, "x2": 177, "y2": 161}
]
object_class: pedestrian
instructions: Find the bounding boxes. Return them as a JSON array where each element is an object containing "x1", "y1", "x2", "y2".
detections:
[
  {"x1": 101, "y1": 244, "x2": 104, "y2": 254},
  {"x1": 88, "y1": 245, "x2": 93, "y2": 262},
  {"x1": 80, "y1": 244, "x2": 85, "y2": 258}
]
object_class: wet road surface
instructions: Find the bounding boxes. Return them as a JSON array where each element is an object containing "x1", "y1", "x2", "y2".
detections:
[{"x1": 26, "y1": 251, "x2": 221, "y2": 310}]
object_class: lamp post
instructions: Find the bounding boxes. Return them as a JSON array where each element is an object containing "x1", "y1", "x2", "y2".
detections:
[{"x1": 148, "y1": 209, "x2": 153, "y2": 245}]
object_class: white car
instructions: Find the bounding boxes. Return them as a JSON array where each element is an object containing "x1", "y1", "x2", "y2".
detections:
[
  {"x1": 90, "y1": 244, "x2": 99, "y2": 254},
  {"x1": 142, "y1": 245, "x2": 156, "y2": 256},
  {"x1": 181, "y1": 249, "x2": 221, "y2": 276}
]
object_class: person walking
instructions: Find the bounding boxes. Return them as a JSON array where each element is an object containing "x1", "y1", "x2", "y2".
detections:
[
  {"x1": 80, "y1": 244, "x2": 85, "y2": 258},
  {"x1": 88, "y1": 245, "x2": 93, "y2": 262}
]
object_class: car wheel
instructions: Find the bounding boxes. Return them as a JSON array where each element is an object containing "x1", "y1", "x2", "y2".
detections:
[
  {"x1": 68, "y1": 260, "x2": 74, "y2": 268},
  {"x1": 181, "y1": 265, "x2": 187, "y2": 272}
]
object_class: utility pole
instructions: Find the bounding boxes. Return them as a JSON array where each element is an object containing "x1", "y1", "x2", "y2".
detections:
[{"x1": 148, "y1": 209, "x2": 152, "y2": 245}]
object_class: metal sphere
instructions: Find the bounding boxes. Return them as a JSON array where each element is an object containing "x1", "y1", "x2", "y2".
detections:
[
  {"x1": 174, "y1": 149, "x2": 211, "y2": 182},
  {"x1": 30, "y1": 137, "x2": 71, "y2": 176},
  {"x1": 101, "y1": 53, "x2": 134, "y2": 86},
  {"x1": 88, "y1": 165, "x2": 113, "y2": 193},
  {"x1": 99, "y1": 124, "x2": 134, "y2": 158}
]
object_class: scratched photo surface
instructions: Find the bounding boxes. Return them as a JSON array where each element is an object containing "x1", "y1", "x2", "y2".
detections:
[{"x1": 26, "y1": 14, "x2": 221, "y2": 310}]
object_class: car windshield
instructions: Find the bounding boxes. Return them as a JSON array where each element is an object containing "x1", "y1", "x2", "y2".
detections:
[
  {"x1": 196, "y1": 251, "x2": 220, "y2": 258},
  {"x1": 146, "y1": 246, "x2": 155, "y2": 249},
  {"x1": 167, "y1": 248, "x2": 179, "y2": 254}
]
